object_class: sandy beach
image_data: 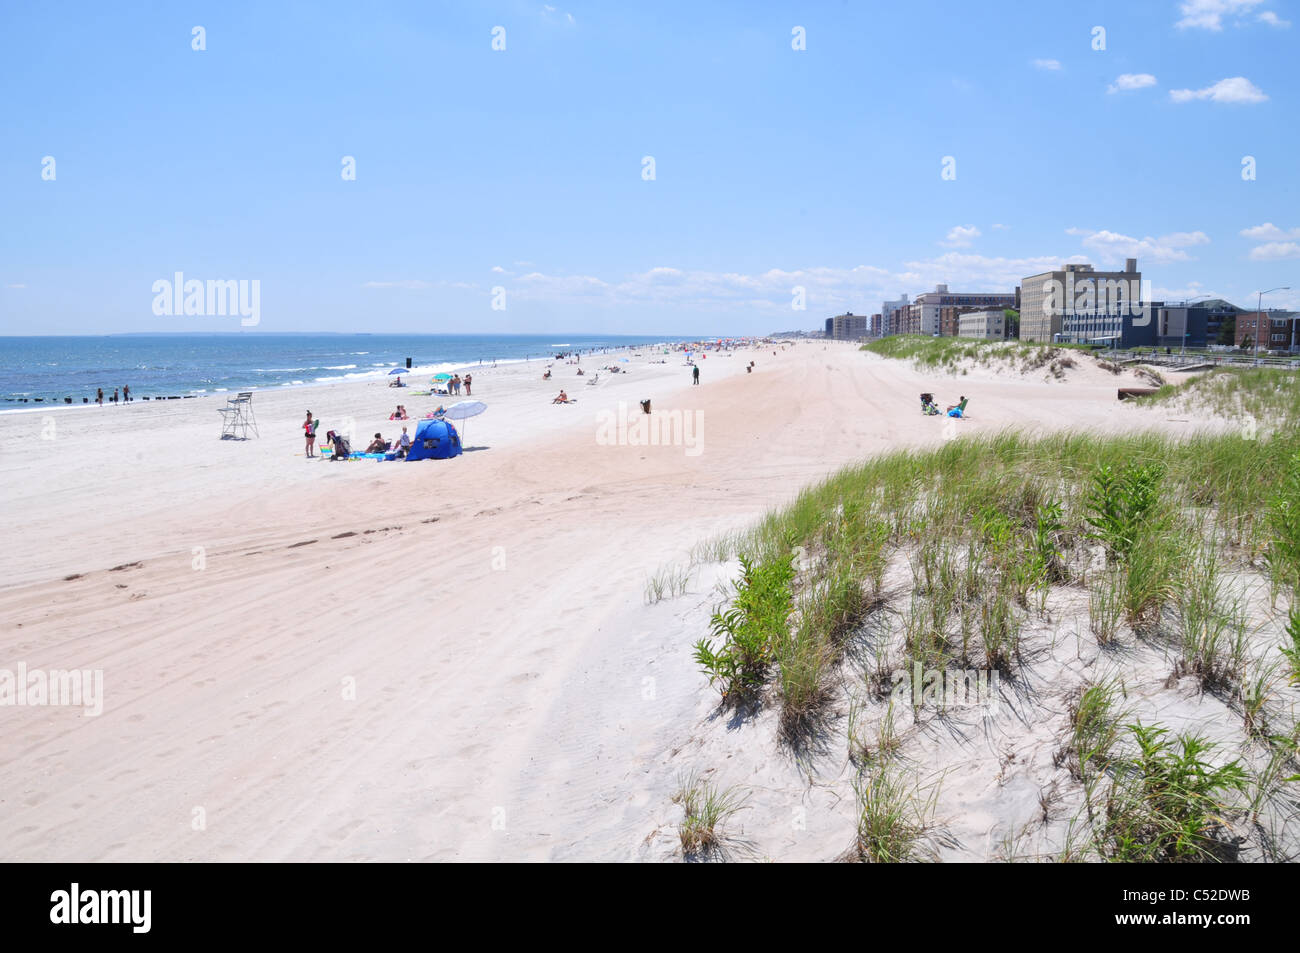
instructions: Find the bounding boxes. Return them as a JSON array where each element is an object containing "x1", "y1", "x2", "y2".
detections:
[{"x1": 0, "y1": 341, "x2": 1209, "y2": 860}]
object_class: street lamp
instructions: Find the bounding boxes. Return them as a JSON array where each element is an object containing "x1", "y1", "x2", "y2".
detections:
[{"x1": 1254, "y1": 287, "x2": 1291, "y2": 361}]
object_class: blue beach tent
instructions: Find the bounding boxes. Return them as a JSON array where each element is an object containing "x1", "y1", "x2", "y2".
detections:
[{"x1": 406, "y1": 417, "x2": 462, "y2": 461}]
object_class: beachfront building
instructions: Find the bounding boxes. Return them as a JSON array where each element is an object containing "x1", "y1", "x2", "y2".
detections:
[
  {"x1": 912, "y1": 285, "x2": 1016, "y2": 337},
  {"x1": 1236, "y1": 310, "x2": 1300, "y2": 352},
  {"x1": 870, "y1": 313, "x2": 882, "y2": 336},
  {"x1": 957, "y1": 309, "x2": 1007, "y2": 339},
  {"x1": 830, "y1": 312, "x2": 868, "y2": 340},
  {"x1": 939, "y1": 304, "x2": 1003, "y2": 337},
  {"x1": 1020, "y1": 260, "x2": 1142, "y2": 344},
  {"x1": 880, "y1": 295, "x2": 910, "y2": 336},
  {"x1": 1156, "y1": 299, "x2": 1243, "y2": 350}
]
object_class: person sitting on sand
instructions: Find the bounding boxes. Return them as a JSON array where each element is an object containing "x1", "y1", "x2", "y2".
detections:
[
  {"x1": 542, "y1": 368, "x2": 552, "y2": 380},
  {"x1": 576, "y1": 368, "x2": 584, "y2": 376},
  {"x1": 390, "y1": 405, "x2": 408, "y2": 420},
  {"x1": 553, "y1": 390, "x2": 571, "y2": 404},
  {"x1": 365, "y1": 432, "x2": 388, "y2": 453},
  {"x1": 946, "y1": 395, "x2": 968, "y2": 418}
]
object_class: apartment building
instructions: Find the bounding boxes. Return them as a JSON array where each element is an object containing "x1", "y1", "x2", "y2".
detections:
[
  {"x1": 1020, "y1": 259, "x2": 1143, "y2": 344},
  {"x1": 912, "y1": 285, "x2": 1016, "y2": 336},
  {"x1": 830, "y1": 312, "x2": 868, "y2": 340},
  {"x1": 1236, "y1": 310, "x2": 1299, "y2": 352},
  {"x1": 880, "y1": 295, "x2": 910, "y2": 336},
  {"x1": 957, "y1": 309, "x2": 1007, "y2": 339}
]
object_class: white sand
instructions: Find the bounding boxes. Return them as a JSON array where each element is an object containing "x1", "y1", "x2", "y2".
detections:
[{"x1": 0, "y1": 342, "x2": 1218, "y2": 860}]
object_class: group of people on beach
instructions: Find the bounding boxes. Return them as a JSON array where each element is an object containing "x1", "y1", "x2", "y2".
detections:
[
  {"x1": 444, "y1": 374, "x2": 471, "y2": 396},
  {"x1": 304, "y1": 409, "x2": 414, "y2": 460},
  {"x1": 95, "y1": 385, "x2": 130, "y2": 405},
  {"x1": 919, "y1": 393, "x2": 969, "y2": 418}
]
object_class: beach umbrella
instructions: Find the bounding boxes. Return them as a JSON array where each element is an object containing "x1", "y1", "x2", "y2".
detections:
[
  {"x1": 388, "y1": 367, "x2": 405, "y2": 375},
  {"x1": 432, "y1": 372, "x2": 452, "y2": 380},
  {"x1": 441, "y1": 400, "x2": 486, "y2": 443}
]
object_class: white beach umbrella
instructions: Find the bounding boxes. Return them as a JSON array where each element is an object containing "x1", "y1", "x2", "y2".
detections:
[{"x1": 441, "y1": 400, "x2": 487, "y2": 444}]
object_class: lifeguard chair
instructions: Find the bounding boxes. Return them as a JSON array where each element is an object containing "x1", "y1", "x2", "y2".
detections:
[{"x1": 219, "y1": 392, "x2": 259, "y2": 439}]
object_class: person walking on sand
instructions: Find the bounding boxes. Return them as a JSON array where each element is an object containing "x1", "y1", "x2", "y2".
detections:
[
  {"x1": 96, "y1": 387, "x2": 103, "y2": 406},
  {"x1": 692, "y1": 365, "x2": 700, "y2": 386},
  {"x1": 303, "y1": 411, "x2": 317, "y2": 458}
]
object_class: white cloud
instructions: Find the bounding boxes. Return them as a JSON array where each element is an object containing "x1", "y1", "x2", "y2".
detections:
[
  {"x1": 1258, "y1": 10, "x2": 1291, "y2": 26},
  {"x1": 1170, "y1": 76, "x2": 1268, "y2": 103},
  {"x1": 566, "y1": 12, "x2": 575, "y2": 24},
  {"x1": 491, "y1": 265, "x2": 507, "y2": 273},
  {"x1": 1248, "y1": 242, "x2": 1300, "y2": 261},
  {"x1": 1176, "y1": 0, "x2": 1267, "y2": 31},
  {"x1": 991, "y1": 224, "x2": 1010, "y2": 231},
  {"x1": 1240, "y1": 223, "x2": 1300, "y2": 240},
  {"x1": 1032, "y1": 58, "x2": 1062, "y2": 71},
  {"x1": 5, "y1": 283, "x2": 25, "y2": 289},
  {"x1": 543, "y1": 4, "x2": 555, "y2": 11},
  {"x1": 1108, "y1": 73, "x2": 1158, "y2": 93},
  {"x1": 1068, "y1": 228, "x2": 1210, "y2": 264},
  {"x1": 482, "y1": 258, "x2": 1037, "y2": 315},
  {"x1": 941, "y1": 225, "x2": 982, "y2": 248}
]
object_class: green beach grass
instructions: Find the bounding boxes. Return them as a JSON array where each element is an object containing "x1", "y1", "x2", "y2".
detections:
[{"x1": 687, "y1": 364, "x2": 1300, "y2": 861}]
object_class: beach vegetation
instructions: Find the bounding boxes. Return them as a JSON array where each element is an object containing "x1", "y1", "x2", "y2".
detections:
[{"x1": 672, "y1": 771, "x2": 749, "y2": 858}]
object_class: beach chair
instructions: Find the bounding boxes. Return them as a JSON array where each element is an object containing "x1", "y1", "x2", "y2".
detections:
[
  {"x1": 219, "y1": 392, "x2": 258, "y2": 439},
  {"x1": 328, "y1": 432, "x2": 352, "y2": 460}
]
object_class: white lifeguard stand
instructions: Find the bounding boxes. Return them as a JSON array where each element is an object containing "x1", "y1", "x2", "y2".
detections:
[{"x1": 219, "y1": 392, "x2": 259, "y2": 439}]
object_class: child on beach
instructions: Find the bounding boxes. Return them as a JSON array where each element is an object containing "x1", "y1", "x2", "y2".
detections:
[
  {"x1": 393, "y1": 426, "x2": 411, "y2": 457},
  {"x1": 96, "y1": 387, "x2": 103, "y2": 406},
  {"x1": 304, "y1": 411, "x2": 317, "y2": 457}
]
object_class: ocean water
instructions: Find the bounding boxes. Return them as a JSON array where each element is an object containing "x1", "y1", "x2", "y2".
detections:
[{"x1": 0, "y1": 333, "x2": 689, "y2": 405}]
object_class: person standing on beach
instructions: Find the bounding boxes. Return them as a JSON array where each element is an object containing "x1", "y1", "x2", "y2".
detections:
[
  {"x1": 303, "y1": 411, "x2": 317, "y2": 458},
  {"x1": 113, "y1": 387, "x2": 119, "y2": 404},
  {"x1": 96, "y1": 387, "x2": 103, "y2": 406},
  {"x1": 123, "y1": 384, "x2": 130, "y2": 402},
  {"x1": 463, "y1": 374, "x2": 472, "y2": 396},
  {"x1": 692, "y1": 365, "x2": 700, "y2": 386}
]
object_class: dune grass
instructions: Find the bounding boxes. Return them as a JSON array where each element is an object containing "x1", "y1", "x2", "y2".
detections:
[
  {"x1": 850, "y1": 762, "x2": 940, "y2": 862},
  {"x1": 679, "y1": 368, "x2": 1300, "y2": 860},
  {"x1": 863, "y1": 334, "x2": 1092, "y2": 375},
  {"x1": 672, "y1": 771, "x2": 749, "y2": 858}
]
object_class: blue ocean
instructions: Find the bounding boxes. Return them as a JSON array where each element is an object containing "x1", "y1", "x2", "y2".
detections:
[{"x1": 0, "y1": 333, "x2": 689, "y2": 407}]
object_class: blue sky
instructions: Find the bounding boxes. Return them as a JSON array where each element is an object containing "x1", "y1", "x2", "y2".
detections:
[{"x1": 1, "y1": 0, "x2": 1297, "y2": 335}]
